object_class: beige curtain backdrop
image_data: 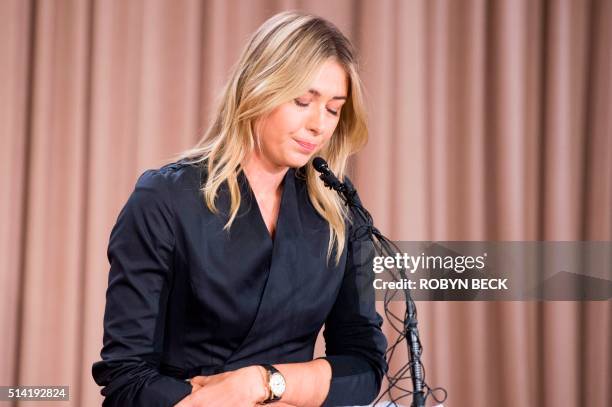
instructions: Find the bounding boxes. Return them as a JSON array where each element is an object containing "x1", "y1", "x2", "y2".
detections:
[{"x1": 1, "y1": 0, "x2": 610, "y2": 406}]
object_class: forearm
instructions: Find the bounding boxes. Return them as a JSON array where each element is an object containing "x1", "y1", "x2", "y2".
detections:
[
  {"x1": 182, "y1": 360, "x2": 332, "y2": 407},
  {"x1": 272, "y1": 359, "x2": 331, "y2": 407}
]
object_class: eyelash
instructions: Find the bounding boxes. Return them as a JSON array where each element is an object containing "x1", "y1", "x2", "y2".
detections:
[{"x1": 294, "y1": 99, "x2": 339, "y2": 116}]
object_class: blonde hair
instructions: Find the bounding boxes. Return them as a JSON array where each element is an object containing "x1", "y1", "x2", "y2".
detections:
[{"x1": 178, "y1": 11, "x2": 368, "y2": 264}]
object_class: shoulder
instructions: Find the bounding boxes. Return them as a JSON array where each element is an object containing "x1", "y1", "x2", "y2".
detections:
[
  {"x1": 126, "y1": 160, "x2": 204, "y2": 221},
  {"x1": 112, "y1": 162, "x2": 204, "y2": 243},
  {"x1": 135, "y1": 159, "x2": 203, "y2": 195}
]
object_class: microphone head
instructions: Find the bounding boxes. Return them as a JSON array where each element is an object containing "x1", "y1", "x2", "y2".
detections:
[{"x1": 312, "y1": 157, "x2": 329, "y2": 173}]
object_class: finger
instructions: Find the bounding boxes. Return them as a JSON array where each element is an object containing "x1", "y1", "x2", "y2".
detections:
[{"x1": 190, "y1": 375, "x2": 209, "y2": 386}]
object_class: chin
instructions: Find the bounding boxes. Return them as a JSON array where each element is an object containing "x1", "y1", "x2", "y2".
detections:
[
  {"x1": 285, "y1": 159, "x2": 310, "y2": 169},
  {"x1": 283, "y1": 152, "x2": 314, "y2": 169}
]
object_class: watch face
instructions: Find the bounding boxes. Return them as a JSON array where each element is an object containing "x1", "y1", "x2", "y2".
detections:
[{"x1": 269, "y1": 372, "x2": 286, "y2": 397}]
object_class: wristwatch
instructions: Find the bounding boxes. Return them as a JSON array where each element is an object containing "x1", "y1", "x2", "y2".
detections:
[{"x1": 260, "y1": 364, "x2": 286, "y2": 403}]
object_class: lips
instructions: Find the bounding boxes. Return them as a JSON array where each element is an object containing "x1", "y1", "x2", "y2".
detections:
[{"x1": 295, "y1": 139, "x2": 317, "y2": 152}]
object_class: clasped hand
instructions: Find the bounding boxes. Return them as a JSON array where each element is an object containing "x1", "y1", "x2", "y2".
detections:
[
  {"x1": 173, "y1": 365, "x2": 264, "y2": 407},
  {"x1": 174, "y1": 365, "x2": 295, "y2": 407}
]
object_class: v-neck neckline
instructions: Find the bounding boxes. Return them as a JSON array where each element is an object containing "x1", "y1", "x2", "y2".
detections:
[{"x1": 239, "y1": 168, "x2": 293, "y2": 243}]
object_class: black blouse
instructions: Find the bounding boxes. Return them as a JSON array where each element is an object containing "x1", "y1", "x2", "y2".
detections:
[{"x1": 92, "y1": 161, "x2": 387, "y2": 406}]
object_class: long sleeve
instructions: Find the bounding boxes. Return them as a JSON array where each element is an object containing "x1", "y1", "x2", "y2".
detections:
[
  {"x1": 92, "y1": 170, "x2": 191, "y2": 406},
  {"x1": 321, "y1": 180, "x2": 388, "y2": 407}
]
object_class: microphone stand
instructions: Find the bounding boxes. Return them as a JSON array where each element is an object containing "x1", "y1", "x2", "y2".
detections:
[{"x1": 314, "y1": 163, "x2": 426, "y2": 407}]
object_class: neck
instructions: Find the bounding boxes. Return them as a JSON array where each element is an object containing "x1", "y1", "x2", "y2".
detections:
[{"x1": 241, "y1": 152, "x2": 288, "y2": 195}]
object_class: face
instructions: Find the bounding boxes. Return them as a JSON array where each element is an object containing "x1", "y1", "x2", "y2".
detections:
[{"x1": 251, "y1": 59, "x2": 348, "y2": 170}]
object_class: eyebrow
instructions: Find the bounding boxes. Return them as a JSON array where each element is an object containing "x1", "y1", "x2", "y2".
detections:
[{"x1": 308, "y1": 89, "x2": 347, "y2": 100}]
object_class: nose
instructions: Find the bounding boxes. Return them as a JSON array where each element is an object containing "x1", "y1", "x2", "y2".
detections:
[{"x1": 306, "y1": 107, "x2": 324, "y2": 136}]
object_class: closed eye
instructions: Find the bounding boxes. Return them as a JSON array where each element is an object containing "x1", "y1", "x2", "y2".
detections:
[{"x1": 294, "y1": 99, "x2": 340, "y2": 116}]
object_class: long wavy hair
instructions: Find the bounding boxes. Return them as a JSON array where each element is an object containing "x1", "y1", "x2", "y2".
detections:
[{"x1": 178, "y1": 11, "x2": 368, "y2": 264}]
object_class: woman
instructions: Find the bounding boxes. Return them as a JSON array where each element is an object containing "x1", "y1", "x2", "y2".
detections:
[{"x1": 92, "y1": 11, "x2": 387, "y2": 407}]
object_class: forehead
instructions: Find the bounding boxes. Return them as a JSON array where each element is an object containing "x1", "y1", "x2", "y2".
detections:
[{"x1": 307, "y1": 59, "x2": 348, "y2": 99}]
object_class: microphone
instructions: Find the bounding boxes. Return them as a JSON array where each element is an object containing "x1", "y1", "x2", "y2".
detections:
[
  {"x1": 312, "y1": 156, "x2": 331, "y2": 174},
  {"x1": 311, "y1": 156, "x2": 371, "y2": 237},
  {"x1": 312, "y1": 157, "x2": 345, "y2": 191}
]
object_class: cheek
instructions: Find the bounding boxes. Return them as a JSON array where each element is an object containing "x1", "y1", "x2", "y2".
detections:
[
  {"x1": 323, "y1": 119, "x2": 340, "y2": 140},
  {"x1": 270, "y1": 105, "x2": 305, "y2": 136}
]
